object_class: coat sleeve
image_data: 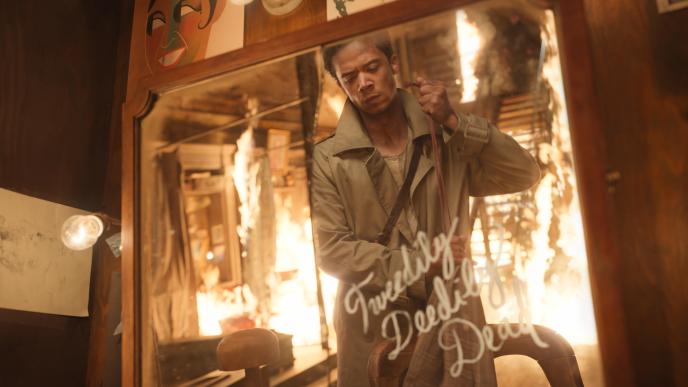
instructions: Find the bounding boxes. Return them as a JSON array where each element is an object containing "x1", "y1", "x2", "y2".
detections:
[
  {"x1": 311, "y1": 146, "x2": 417, "y2": 293},
  {"x1": 444, "y1": 114, "x2": 541, "y2": 196}
]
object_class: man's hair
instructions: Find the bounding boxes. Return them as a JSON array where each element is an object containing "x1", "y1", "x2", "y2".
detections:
[{"x1": 323, "y1": 32, "x2": 394, "y2": 79}]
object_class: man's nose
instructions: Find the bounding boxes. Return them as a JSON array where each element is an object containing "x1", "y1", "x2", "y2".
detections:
[{"x1": 357, "y1": 74, "x2": 373, "y2": 92}]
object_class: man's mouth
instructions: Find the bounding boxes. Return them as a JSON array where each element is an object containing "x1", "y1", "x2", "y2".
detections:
[
  {"x1": 364, "y1": 94, "x2": 382, "y2": 103},
  {"x1": 158, "y1": 47, "x2": 186, "y2": 67}
]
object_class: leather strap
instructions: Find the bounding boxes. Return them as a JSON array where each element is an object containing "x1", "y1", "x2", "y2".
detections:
[
  {"x1": 428, "y1": 119, "x2": 452, "y2": 232},
  {"x1": 376, "y1": 140, "x2": 422, "y2": 246}
]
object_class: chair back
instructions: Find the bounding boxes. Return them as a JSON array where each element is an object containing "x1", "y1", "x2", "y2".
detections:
[{"x1": 368, "y1": 323, "x2": 584, "y2": 387}]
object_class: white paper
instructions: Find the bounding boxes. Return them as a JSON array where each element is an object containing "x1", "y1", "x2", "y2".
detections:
[{"x1": 0, "y1": 188, "x2": 93, "y2": 317}]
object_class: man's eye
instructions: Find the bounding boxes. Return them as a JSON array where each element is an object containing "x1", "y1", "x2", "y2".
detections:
[{"x1": 367, "y1": 64, "x2": 379, "y2": 72}]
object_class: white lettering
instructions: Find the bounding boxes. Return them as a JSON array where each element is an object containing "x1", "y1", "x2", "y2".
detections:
[{"x1": 343, "y1": 216, "x2": 549, "y2": 379}]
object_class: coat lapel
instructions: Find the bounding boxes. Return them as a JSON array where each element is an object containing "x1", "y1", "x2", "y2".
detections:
[
  {"x1": 331, "y1": 90, "x2": 440, "y2": 245},
  {"x1": 411, "y1": 146, "x2": 433, "y2": 200},
  {"x1": 364, "y1": 150, "x2": 397, "y2": 218}
]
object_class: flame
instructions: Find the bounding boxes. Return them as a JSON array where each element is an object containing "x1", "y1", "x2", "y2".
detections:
[
  {"x1": 522, "y1": 10, "x2": 597, "y2": 345},
  {"x1": 195, "y1": 126, "x2": 267, "y2": 337},
  {"x1": 472, "y1": 11, "x2": 597, "y2": 346},
  {"x1": 232, "y1": 128, "x2": 260, "y2": 254},
  {"x1": 268, "y1": 197, "x2": 321, "y2": 346},
  {"x1": 456, "y1": 10, "x2": 481, "y2": 103},
  {"x1": 194, "y1": 126, "x2": 337, "y2": 346},
  {"x1": 197, "y1": 284, "x2": 257, "y2": 336}
]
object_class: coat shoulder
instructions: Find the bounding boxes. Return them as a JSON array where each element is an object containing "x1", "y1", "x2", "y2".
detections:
[
  {"x1": 315, "y1": 131, "x2": 335, "y2": 146},
  {"x1": 314, "y1": 132, "x2": 336, "y2": 159}
]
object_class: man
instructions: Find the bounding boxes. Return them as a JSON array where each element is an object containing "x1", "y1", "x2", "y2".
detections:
[{"x1": 312, "y1": 34, "x2": 540, "y2": 386}]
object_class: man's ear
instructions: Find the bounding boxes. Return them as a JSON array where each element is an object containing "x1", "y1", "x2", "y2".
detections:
[{"x1": 389, "y1": 54, "x2": 400, "y2": 75}]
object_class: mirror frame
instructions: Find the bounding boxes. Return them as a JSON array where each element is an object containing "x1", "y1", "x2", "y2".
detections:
[{"x1": 122, "y1": 0, "x2": 630, "y2": 385}]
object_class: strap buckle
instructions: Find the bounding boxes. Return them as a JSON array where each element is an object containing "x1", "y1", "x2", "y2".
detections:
[{"x1": 463, "y1": 114, "x2": 490, "y2": 144}]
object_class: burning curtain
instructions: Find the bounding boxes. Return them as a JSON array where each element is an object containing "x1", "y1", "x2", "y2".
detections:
[{"x1": 150, "y1": 151, "x2": 199, "y2": 341}]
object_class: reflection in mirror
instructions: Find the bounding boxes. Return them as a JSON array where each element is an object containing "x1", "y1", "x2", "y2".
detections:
[
  {"x1": 315, "y1": 1, "x2": 603, "y2": 386},
  {"x1": 135, "y1": 1, "x2": 604, "y2": 386},
  {"x1": 139, "y1": 51, "x2": 330, "y2": 385}
]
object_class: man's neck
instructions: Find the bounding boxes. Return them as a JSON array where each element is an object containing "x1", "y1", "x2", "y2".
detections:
[{"x1": 359, "y1": 95, "x2": 408, "y2": 156}]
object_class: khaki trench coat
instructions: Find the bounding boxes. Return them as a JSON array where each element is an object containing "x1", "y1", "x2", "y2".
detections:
[{"x1": 312, "y1": 90, "x2": 540, "y2": 387}]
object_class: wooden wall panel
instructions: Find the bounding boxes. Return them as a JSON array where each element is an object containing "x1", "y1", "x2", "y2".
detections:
[
  {"x1": 0, "y1": 1, "x2": 131, "y2": 386},
  {"x1": 0, "y1": 1, "x2": 121, "y2": 209},
  {"x1": 244, "y1": 0, "x2": 327, "y2": 45},
  {"x1": 581, "y1": 1, "x2": 688, "y2": 386},
  {"x1": 86, "y1": 0, "x2": 133, "y2": 384}
]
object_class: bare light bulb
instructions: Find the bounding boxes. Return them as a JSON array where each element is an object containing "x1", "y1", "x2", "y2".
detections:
[{"x1": 61, "y1": 215, "x2": 104, "y2": 251}]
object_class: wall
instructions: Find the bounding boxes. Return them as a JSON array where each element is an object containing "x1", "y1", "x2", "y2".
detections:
[
  {"x1": 582, "y1": 1, "x2": 688, "y2": 386},
  {"x1": 0, "y1": 1, "x2": 131, "y2": 386}
]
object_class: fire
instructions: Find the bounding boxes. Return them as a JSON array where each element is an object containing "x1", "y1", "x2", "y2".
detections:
[
  {"x1": 195, "y1": 127, "x2": 264, "y2": 337},
  {"x1": 268, "y1": 197, "x2": 321, "y2": 346},
  {"x1": 194, "y1": 123, "x2": 334, "y2": 346},
  {"x1": 469, "y1": 11, "x2": 597, "y2": 347},
  {"x1": 196, "y1": 284, "x2": 258, "y2": 336},
  {"x1": 456, "y1": 10, "x2": 481, "y2": 103},
  {"x1": 232, "y1": 127, "x2": 259, "y2": 255},
  {"x1": 523, "y1": 10, "x2": 597, "y2": 345}
]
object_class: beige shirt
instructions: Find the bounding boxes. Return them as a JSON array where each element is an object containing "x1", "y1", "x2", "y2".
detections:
[{"x1": 382, "y1": 128, "x2": 419, "y2": 235}]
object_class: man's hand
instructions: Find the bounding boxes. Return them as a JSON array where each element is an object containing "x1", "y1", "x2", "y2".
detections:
[
  {"x1": 427, "y1": 234, "x2": 468, "y2": 279},
  {"x1": 416, "y1": 76, "x2": 459, "y2": 130}
]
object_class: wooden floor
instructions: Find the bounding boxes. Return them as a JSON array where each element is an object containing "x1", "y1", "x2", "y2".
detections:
[{"x1": 305, "y1": 368, "x2": 337, "y2": 387}]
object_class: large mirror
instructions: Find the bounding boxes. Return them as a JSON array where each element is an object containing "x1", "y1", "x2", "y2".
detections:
[{"x1": 136, "y1": 1, "x2": 604, "y2": 385}]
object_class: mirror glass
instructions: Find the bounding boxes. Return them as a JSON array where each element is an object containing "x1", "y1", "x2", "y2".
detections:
[
  {"x1": 137, "y1": 1, "x2": 604, "y2": 385},
  {"x1": 316, "y1": 1, "x2": 604, "y2": 386},
  {"x1": 139, "y1": 50, "x2": 329, "y2": 385}
]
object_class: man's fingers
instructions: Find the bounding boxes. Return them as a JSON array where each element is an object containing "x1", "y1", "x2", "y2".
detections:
[
  {"x1": 418, "y1": 94, "x2": 432, "y2": 105},
  {"x1": 419, "y1": 84, "x2": 436, "y2": 95},
  {"x1": 419, "y1": 85, "x2": 445, "y2": 97}
]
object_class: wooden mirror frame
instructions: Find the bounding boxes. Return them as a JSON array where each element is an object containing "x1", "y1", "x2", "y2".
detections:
[{"x1": 122, "y1": 0, "x2": 631, "y2": 385}]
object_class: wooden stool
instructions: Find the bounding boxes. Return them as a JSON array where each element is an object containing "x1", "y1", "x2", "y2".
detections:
[{"x1": 217, "y1": 328, "x2": 281, "y2": 387}]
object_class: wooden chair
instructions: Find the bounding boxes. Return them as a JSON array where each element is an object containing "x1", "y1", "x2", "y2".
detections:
[
  {"x1": 217, "y1": 328, "x2": 281, "y2": 387},
  {"x1": 368, "y1": 324, "x2": 584, "y2": 387}
]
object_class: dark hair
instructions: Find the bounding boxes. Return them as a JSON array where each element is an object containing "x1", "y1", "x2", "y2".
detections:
[{"x1": 323, "y1": 32, "x2": 394, "y2": 79}]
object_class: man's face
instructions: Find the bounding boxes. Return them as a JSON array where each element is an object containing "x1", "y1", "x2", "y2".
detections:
[{"x1": 331, "y1": 40, "x2": 399, "y2": 115}]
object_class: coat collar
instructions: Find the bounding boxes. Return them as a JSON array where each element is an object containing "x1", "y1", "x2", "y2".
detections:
[
  {"x1": 330, "y1": 89, "x2": 437, "y2": 245},
  {"x1": 331, "y1": 89, "x2": 432, "y2": 155}
]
